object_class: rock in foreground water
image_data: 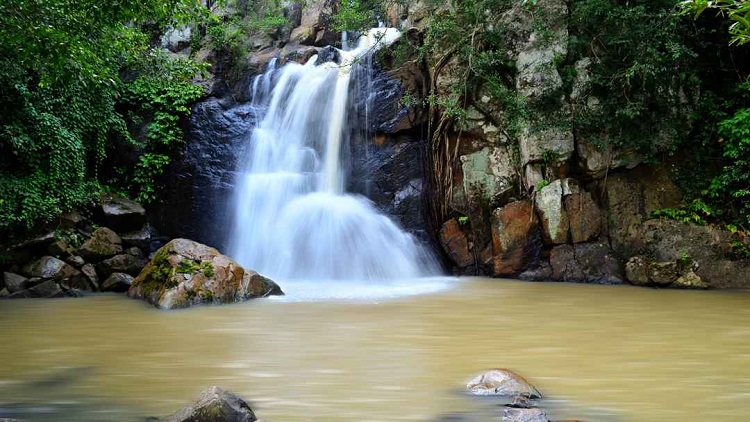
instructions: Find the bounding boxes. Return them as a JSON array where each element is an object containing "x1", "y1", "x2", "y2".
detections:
[
  {"x1": 467, "y1": 369, "x2": 542, "y2": 398},
  {"x1": 128, "y1": 239, "x2": 282, "y2": 310},
  {"x1": 167, "y1": 386, "x2": 257, "y2": 422}
]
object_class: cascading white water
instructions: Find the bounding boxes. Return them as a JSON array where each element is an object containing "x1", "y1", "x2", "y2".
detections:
[{"x1": 228, "y1": 29, "x2": 441, "y2": 286}]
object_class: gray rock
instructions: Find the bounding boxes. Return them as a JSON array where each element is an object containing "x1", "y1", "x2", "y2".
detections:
[
  {"x1": 81, "y1": 264, "x2": 99, "y2": 290},
  {"x1": 121, "y1": 225, "x2": 152, "y2": 251},
  {"x1": 97, "y1": 254, "x2": 148, "y2": 277},
  {"x1": 535, "y1": 180, "x2": 569, "y2": 245},
  {"x1": 22, "y1": 256, "x2": 80, "y2": 281},
  {"x1": 8, "y1": 280, "x2": 64, "y2": 298},
  {"x1": 625, "y1": 256, "x2": 650, "y2": 286},
  {"x1": 47, "y1": 240, "x2": 69, "y2": 256},
  {"x1": 4, "y1": 272, "x2": 29, "y2": 293},
  {"x1": 101, "y1": 273, "x2": 134, "y2": 293},
  {"x1": 0, "y1": 288, "x2": 9, "y2": 298},
  {"x1": 101, "y1": 196, "x2": 146, "y2": 232},
  {"x1": 502, "y1": 407, "x2": 549, "y2": 422},
  {"x1": 648, "y1": 261, "x2": 678, "y2": 286},
  {"x1": 466, "y1": 369, "x2": 542, "y2": 398},
  {"x1": 65, "y1": 255, "x2": 86, "y2": 268},
  {"x1": 550, "y1": 242, "x2": 623, "y2": 284},
  {"x1": 167, "y1": 386, "x2": 257, "y2": 422},
  {"x1": 643, "y1": 219, "x2": 750, "y2": 288},
  {"x1": 126, "y1": 246, "x2": 145, "y2": 258}
]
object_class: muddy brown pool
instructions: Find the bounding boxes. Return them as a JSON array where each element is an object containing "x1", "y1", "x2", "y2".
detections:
[{"x1": 0, "y1": 278, "x2": 748, "y2": 421}]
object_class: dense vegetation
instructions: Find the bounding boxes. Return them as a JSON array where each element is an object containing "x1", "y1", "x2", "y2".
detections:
[{"x1": 0, "y1": 0, "x2": 215, "y2": 238}]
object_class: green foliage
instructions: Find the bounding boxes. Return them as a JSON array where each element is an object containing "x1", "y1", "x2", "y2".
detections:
[
  {"x1": 334, "y1": 0, "x2": 378, "y2": 32},
  {"x1": 176, "y1": 259, "x2": 215, "y2": 278},
  {"x1": 651, "y1": 199, "x2": 717, "y2": 225},
  {"x1": 457, "y1": 215, "x2": 469, "y2": 225},
  {"x1": 730, "y1": 240, "x2": 750, "y2": 258},
  {"x1": 680, "y1": 0, "x2": 750, "y2": 45},
  {"x1": 535, "y1": 179, "x2": 551, "y2": 191},
  {"x1": 708, "y1": 102, "x2": 750, "y2": 225},
  {"x1": 570, "y1": 0, "x2": 699, "y2": 155},
  {"x1": 0, "y1": 0, "x2": 208, "y2": 238},
  {"x1": 55, "y1": 228, "x2": 85, "y2": 249}
]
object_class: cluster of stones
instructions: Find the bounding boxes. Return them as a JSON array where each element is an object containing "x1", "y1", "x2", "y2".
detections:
[{"x1": 1, "y1": 196, "x2": 151, "y2": 299}]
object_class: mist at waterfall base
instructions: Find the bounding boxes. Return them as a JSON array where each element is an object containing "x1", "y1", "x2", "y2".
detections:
[{"x1": 227, "y1": 29, "x2": 449, "y2": 300}]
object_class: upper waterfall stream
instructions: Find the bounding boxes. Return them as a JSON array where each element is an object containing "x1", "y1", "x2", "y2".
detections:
[{"x1": 227, "y1": 29, "x2": 440, "y2": 291}]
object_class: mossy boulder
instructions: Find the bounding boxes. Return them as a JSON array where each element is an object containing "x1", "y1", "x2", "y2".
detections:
[
  {"x1": 128, "y1": 239, "x2": 283, "y2": 310},
  {"x1": 166, "y1": 386, "x2": 257, "y2": 422},
  {"x1": 77, "y1": 227, "x2": 123, "y2": 261}
]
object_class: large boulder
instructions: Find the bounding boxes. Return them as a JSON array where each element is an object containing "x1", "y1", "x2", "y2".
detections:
[
  {"x1": 3, "y1": 272, "x2": 29, "y2": 293},
  {"x1": 491, "y1": 201, "x2": 541, "y2": 276},
  {"x1": 642, "y1": 219, "x2": 750, "y2": 288},
  {"x1": 100, "y1": 195, "x2": 146, "y2": 232},
  {"x1": 439, "y1": 219, "x2": 474, "y2": 268},
  {"x1": 167, "y1": 386, "x2": 257, "y2": 422},
  {"x1": 128, "y1": 239, "x2": 283, "y2": 310},
  {"x1": 549, "y1": 242, "x2": 623, "y2": 284},
  {"x1": 466, "y1": 369, "x2": 542, "y2": 398},
  {"x1": 599, "y1": 165, "x2": 682, "y2": 258},
  {"x1": 77, "y1": 228, "x2": 123, "y2": 261}
]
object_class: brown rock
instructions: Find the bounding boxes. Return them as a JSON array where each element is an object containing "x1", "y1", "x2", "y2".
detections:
[
  {"x1": 77, "y1": 227, "x2": 123, "y2": 261},
  {"x1": 81, "y1": 264, "x2": 99, "y2": 290},
  {"x1": 439, "y1": 219, "x2": 474, "y2": 268},
  {"x1": 467, "y1": 369, "x2": 542, "y2": 398},
  {"x1": 565, "y1": 191, "x2": 602, "y2": 243},
  {"x1": 166, "y1": 386, "x2": 257, "y2": 422},
  {"x1": 47, "y1": 240, "x2": 69, "y2": 256},
  {"x1": 128, "y1": 239, "x2": 283, "y2": 310},
  {"x1": 491, "y1": 201, "x2": 540, "y2": 276}
]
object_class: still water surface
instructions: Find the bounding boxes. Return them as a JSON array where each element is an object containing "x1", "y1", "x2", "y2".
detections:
[{"x1": 1, "y1": 278, "x2": 749, "y2": 421}]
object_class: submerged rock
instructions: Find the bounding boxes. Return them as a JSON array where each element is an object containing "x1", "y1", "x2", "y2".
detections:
[
  {"x1": 167, "y1": 386, "x2": 257, "y2": 422},
  {"x1": 466, "y1": 369, "x2": 542, "y2": 398},
  {"x1": 502, "y1": 407, "x2": 549, "y2": 422},
  {"x1": 128, "y1": 239, "x2": 283, "y2": 310}
]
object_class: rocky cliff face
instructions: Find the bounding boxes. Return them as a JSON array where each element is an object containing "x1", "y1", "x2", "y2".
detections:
[{"x1": 163, "y1": 0, "x2": 750, "y2": 288}]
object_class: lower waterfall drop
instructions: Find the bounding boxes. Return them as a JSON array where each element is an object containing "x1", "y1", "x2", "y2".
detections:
[{"x1": 228, "y1": 29, "x2": 441, "y2": 286}]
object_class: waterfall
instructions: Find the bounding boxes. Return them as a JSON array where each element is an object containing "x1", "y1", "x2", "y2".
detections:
[{"x1": 227, "y1": 29, "x2": 440, "y2": 283}]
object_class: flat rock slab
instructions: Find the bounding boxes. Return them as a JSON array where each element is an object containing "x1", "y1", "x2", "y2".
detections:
[{"x1": 467, "y1": 369, "x2": 542, "y2": 398}]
